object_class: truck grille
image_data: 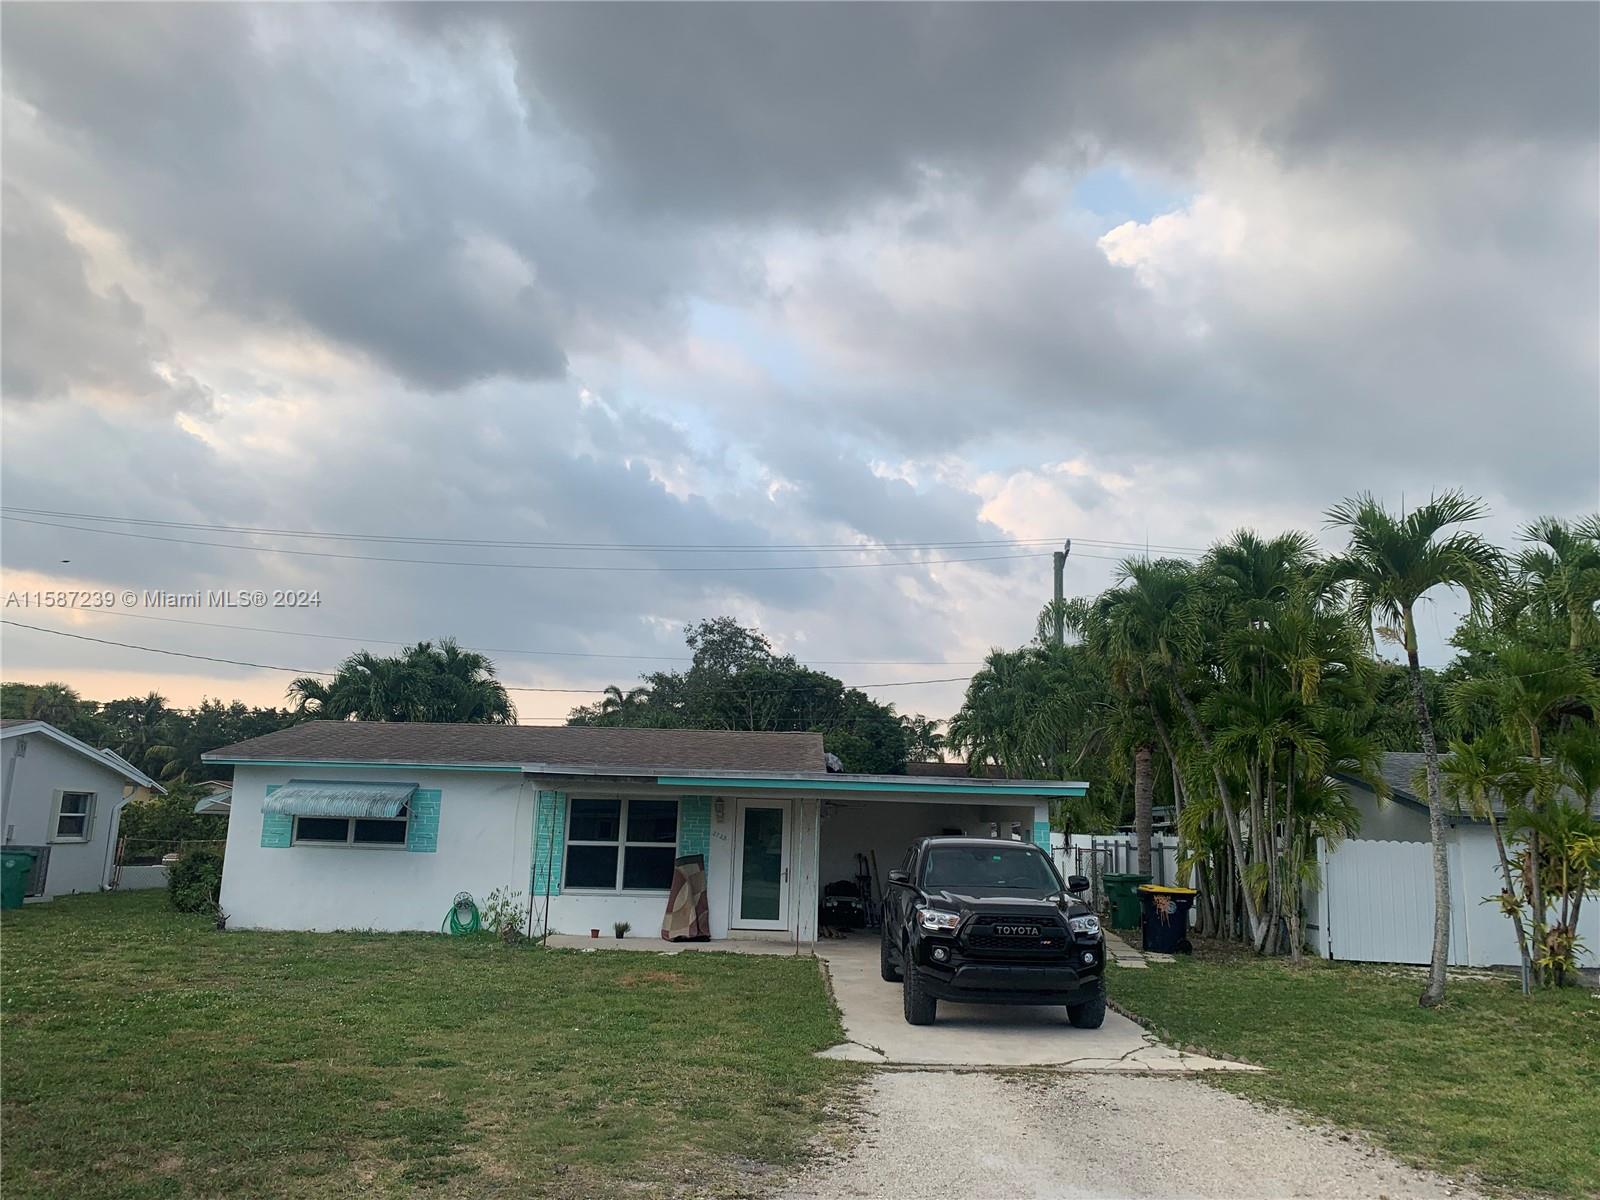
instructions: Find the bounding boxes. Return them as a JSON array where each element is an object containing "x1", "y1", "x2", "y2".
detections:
[{"x1": 964, "y1": 919, "x2": 1064, "y2": 952}]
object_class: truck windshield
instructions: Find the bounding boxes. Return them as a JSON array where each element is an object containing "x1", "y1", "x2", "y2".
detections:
[{"x1": 920, "y1": 844, "x2": 1060, "y2": 895}]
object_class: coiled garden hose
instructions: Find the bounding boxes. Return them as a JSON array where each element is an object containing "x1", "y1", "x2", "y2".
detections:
[{"x1": 442, "y1": 891, "x2": 482, "y2": 935}]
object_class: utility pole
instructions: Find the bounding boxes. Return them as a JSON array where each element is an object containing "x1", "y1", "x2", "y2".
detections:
[{"x1": 1050, "y1": 539, "x2": 1072, "y2": 645}]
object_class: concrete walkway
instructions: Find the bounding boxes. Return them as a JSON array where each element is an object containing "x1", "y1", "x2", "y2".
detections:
[
  {"x1": 814, "y1": 937, "x2": 1252, "y2": 1071},
  {"x1": 541, "y1": 933, "x2": 803, "y2": 955}
]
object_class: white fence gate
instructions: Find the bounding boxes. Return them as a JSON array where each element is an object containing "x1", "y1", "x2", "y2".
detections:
[{"x1": 1314, "y1": 834, "x2": 1599, "y2": 969}]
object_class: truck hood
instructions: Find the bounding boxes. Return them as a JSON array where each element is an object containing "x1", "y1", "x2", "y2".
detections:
[{"x1": 924, "y1": 890, "x2": 1090, "y2": 919}]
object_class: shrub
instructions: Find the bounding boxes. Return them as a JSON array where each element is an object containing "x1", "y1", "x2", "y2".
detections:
[
  {"x1": 482, "y1": 886, "x2": 527, "y2": 943},
  {"x1": 168, "y1": 848, "x2": 224, "y2": 914}
]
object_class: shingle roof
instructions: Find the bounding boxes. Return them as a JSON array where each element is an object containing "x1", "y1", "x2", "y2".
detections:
[
  {"x1": 1341, "y1": 751, "x2": 1598, "y2": 819},
  {"x1": 204, "y1": 721, "x2": 827, "y2": 774},
  {"x1": 905, "y1": 760, "x2": 1009, "y2": 779}
]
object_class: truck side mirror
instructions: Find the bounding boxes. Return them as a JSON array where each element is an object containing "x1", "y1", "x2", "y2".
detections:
[
  {"x1": 1066, "y1": 875, "x2": 1091, "y2": 895},
  {"x1": 887, "y1": 869, "x2": 910, "y2": 887}
]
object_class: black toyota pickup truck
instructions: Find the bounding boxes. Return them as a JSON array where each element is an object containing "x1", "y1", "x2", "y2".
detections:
[{"x1": 879, "y1": 836, "x2": 1105, "y2": 1027}]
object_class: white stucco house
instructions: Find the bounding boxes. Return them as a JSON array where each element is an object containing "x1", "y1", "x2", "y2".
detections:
[
  {"x1": 205, "y1": 722, "x2": 1086, "y2": 941},
  {"x1": 0, "y1": 718, "x2": 164, "y2": 899}
]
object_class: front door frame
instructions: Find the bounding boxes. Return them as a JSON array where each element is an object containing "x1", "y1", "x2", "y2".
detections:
[{"x1": 731, "y1": 797, "x2": 791, "y2": 930}]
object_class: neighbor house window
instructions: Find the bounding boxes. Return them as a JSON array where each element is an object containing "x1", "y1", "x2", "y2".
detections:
[
  {"x1": 52, "y1": 791, "x2": 94, "y2": 842},
  {"x1": 564, "y1": 798, "x2": 678, "y2": 891},
  {"x1": 292, "y1": 810, "x2": 409, "y2": 847}
]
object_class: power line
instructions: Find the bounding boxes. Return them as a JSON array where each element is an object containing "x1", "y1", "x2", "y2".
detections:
[
  {"x1": 19, "y1": 606, "x2": 992, "y2": 667},
  {"x1": 4, "y1": 507, "x2": 1060, "y2": 553},
  {"x1": 1, "y1": 620, "x2": 971, "y2": 693},
  {"x1": 3, "y1": 504, "x2": 1210, "y2": 555},
  {"x1": 1, "y1": 515, "x2": 1051, "y2": 573}
]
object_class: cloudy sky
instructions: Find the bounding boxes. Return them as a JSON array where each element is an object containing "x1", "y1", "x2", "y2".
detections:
[{"x1": 2, "y1": 3, "x2": 1596, "y2": 724}]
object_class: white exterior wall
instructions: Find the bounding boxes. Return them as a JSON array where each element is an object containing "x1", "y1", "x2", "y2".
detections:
[
  {"x1": 221, "y1": 765, "x2": 534, "y2": 932},
  {"x1": 223, "y1": 767, "x2": 1058, "y2": 947},
  {"x1": 117, "y1": 864, "x2": 170, "y2": 891},
  {"x1": 544, "y1": 794, "x2": 825, "y2": 943},
  {"x1": 1, "y1": 733, "x2": 135, "y2": 898}
]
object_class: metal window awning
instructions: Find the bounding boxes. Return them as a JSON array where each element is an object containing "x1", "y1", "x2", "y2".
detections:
[{"x1": 261, "y1": 780, "x2": 417, "y2": 819}]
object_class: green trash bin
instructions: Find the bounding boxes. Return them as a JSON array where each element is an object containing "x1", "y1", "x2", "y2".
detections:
[
  {"x1": 1102, "y1": 872, "x2": 1152, "y2": 929},
  {"x1": 1, "y1": 848, "x2": 39, "y2": 910}
]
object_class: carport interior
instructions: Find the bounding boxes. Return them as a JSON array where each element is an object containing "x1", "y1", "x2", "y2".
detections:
[{"x1": 818, "y1": 798, "x2": 1039, "y2": 925}]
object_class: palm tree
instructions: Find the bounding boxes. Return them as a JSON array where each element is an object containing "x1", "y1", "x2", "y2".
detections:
[
  {"x1": 1325, "y1": 490, "x2": 1503, "y2": 1006},
  {"x1": 1434, "y1": 732, "x2": 1535, "y2": 984},
  {"x1": 288, "y1": 640, "x2": 515, "y2": 724},
  {"x1": 22, "y1": 681, "x2": 83, "y2": 728},
  {"x1": 1516, "y1": 515, "x2": 1600, "y2": 652},
  {"x1": 1449, "y1": 642, "x2": 1599, "y2": 984}
]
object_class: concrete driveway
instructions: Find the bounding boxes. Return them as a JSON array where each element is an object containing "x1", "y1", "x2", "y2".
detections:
[{"x1": 815, "y1": 937, "x2": 1251, "y2": 1071}]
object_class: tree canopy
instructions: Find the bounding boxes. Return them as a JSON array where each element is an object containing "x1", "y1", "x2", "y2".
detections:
[{"x1": 567, "y1": 617, "x2": 926, "y2": 775}]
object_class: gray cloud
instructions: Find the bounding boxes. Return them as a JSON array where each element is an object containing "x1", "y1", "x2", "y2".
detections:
[
  {"x1": 1, "y1": 184, "x2": 210, "y2": 410},
  {"x1": 0, "y1": 2, "x2": 1594, "y2": 709},
  {"x1": 480, "y1": 3, "x2": 1597, "y2": 219}
]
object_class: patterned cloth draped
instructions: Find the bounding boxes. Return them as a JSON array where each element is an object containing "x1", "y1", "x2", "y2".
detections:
[{"x1": 661, "y1": 854, "x2": 711, "y2": 941}]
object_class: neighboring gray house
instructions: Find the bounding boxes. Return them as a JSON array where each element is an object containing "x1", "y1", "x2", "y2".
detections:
[
  {"x1": 1334, "y1": 750, "x2": 1600, "y2": 841},
  {"x1": 0, "y1": 719, "x2": 164, "y2": 899},
  {"x1": 1315, "y1": 750, "x2": 1600, "y2": 969}
]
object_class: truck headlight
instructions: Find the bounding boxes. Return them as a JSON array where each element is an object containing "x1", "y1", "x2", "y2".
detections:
[
  {"x1": 1068, "y1": 915, "x2": 1101, "y2": 937},
  {"x1": 916, "y1": 907, "x2": 961, "y2": 932}
]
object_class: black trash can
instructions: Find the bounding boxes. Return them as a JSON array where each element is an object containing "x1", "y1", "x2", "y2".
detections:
[{"x1": 1137, "y1": 884, "x2": 1197, "y2": 953}]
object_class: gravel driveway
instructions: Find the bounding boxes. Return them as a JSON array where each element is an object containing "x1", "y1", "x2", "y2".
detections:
[{"x1": 780, "y1": 1070, "x2": 1488, "y2": 1200}]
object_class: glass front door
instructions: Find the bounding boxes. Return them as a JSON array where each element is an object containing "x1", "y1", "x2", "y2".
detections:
[{"x1": 733, "y1": 800, "x2": 790, "y2": 929}]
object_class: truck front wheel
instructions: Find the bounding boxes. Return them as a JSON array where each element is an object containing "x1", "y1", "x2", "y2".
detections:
[
  {"x1": 902, "y1": 966, "x2": 937, "y2": 1025},
  {"x1": 1067, "y1": 992, "x2": 1105, "y2": 1029}
]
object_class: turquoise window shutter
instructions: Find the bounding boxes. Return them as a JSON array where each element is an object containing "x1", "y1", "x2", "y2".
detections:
[
  {"x1": 531, "y1": 791, "x2": 567, "y2": 897},
  {"x1": 1031, "y1": 819, "x2": 1050, "y2": 848},
  {"x1": 260, "y1": 784, "x2": 291, "y2": 848},
  {"x1": 406, "y1": 789, "x2": 442, "y2": 853},
  {"x1": 677, "y1": 796, "x2": 712, "y2": 859}
]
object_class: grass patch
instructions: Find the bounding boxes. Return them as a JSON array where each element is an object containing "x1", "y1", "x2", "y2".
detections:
[
  {"x1": 1110, "y1": 948, "x2": 1600, "y2": 1199},
  {"x1": 2, "y1": 892, "x2": 860, "y2": 1199}
]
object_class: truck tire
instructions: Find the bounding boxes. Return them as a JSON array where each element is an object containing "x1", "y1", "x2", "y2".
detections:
[
  {"x1": 1067, "y1": 992, "x2": 1106, "y2": 1029},
  {"x1": 903, "y1": 965, "x2": 937, "y2": 1025},
  {"x1": 879, "y1": 923, "x2": 902, "y2": 982}
]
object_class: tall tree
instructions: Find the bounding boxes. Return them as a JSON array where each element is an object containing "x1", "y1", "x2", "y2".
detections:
[
  {"x1": 289, "y1": 639, "x2": 515, "y2": 724},
  {"x1": 1325, "y1": 490, "x2": 1503, "y2": 1006},
  {"x1": 1515, "y1": 515, "x2": 1600, "y2": 652},
  {"x1": 569, "y1": 618, "x2": 910, "y2": 773}
]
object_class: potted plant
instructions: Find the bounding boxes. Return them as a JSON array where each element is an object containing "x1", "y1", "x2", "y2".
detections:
[{"x1": 613, "y1": 920, "x2": 631, "y2": 939}]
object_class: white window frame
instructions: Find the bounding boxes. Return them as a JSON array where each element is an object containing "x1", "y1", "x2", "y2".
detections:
[
  {"x1": 50, "y1": 790, "x2": 95, "y2": 843},
  {"x1": 563, "y1": 796, "x2": 679, "y2": 894},
  {"x1": 291, "y1": 809, "x2": 410, "y2": 850}
]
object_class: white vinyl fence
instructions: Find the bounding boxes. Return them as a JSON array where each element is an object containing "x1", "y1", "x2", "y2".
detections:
[
  {"x1": 1055, "y1": 833, "x2": 1191, "y2": 920},
  {"x1": 1313, "y1": 834, "x2": 1600, "y2": 970}
]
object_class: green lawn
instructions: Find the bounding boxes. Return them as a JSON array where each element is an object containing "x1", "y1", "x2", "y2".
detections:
[
  {"x1": 1, "y1": 892, "x2": 858, "y2": 1199},
  {"x1": 1110, "y1": 947, "x2": 1600, "y2": 1199}
]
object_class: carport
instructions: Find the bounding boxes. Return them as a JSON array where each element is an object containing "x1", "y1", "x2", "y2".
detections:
[
  {"x1": 651, "y1": 770, "x2": 1088, "y2": 945},
  {"x1": 818, "y1": 791, "x2": 1044, "y2": 922}
]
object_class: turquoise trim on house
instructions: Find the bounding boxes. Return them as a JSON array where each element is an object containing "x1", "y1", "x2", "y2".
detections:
[
  {"x1": 532, "y1": 790, "x2": 567, "y2": 897},
  {"x1": 1030, "y1": 820, "x2": 1050, "y2": 848},
  {"x1": 259, "y1": 784, "x2": 291, "y2": 848},
  {"x1": 209, "y1": 759, "x2": 521, "y2": 772},
  {"x1": 677, "y1": 796, "x2": 712, "y2": 859},
  {"x1": 655, "y1": 775, "x2": 1088, "y2": 798},
  {"x1": 406, "y1": 789, "x2": 442, "y2": 853}
]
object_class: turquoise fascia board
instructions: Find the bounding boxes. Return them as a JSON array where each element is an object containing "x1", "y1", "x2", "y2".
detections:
[
  {"x1": 209, "y1": 759, "x2": 521, "y2": 773},
  {"x1": 656, "y1": 775, "x2": 1087, "y2": 798}
]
